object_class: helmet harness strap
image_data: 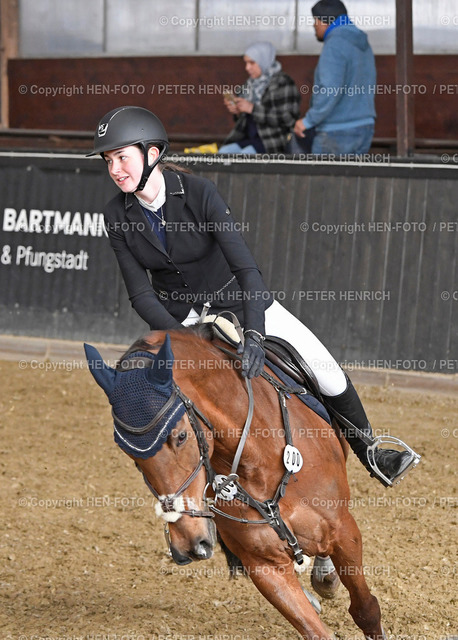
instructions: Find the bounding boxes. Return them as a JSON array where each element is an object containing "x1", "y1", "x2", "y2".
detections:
[{"x1": 135, "y1": 143, "x2": 168, "y2": 192}]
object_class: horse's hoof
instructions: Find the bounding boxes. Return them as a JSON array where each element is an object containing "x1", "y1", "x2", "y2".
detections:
[
  {"x1": 311, "y1": 569, "x2": 341, "y2": 599},
  {"x1": 301, "y1": 587, "x2": 322, "y2": 614},
  {"x1": 311, "y1": 556, "x2": 341, "y2": 599},
  {"x1": 365, "y1": 625, "x2": 388, "y2": 640}
]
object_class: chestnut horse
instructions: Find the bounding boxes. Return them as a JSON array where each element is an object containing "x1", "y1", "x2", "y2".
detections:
[{"x1": 85, "y1": 326, "x2": 386, "y2": 640}]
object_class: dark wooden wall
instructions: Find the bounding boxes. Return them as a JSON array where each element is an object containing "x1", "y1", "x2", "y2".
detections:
[
  {"x1": 1, "y1": 154, "x2": 457, "y2": 374},
  {"x1": 8, "y1": 55, "x2": 458, "y2": 141}
]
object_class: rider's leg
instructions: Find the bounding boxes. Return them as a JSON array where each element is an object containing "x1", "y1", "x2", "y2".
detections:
[
  {"x1": 320, "y1": 375, "x2": 418, "y2": 486},
  {"x1": 264, "y1": 301, "x2": 419, "y2": 486}
]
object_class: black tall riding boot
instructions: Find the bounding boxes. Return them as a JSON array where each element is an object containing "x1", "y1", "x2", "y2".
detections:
[{"x1": 323, "y1": 378, "x2": 420, "y2": 487}]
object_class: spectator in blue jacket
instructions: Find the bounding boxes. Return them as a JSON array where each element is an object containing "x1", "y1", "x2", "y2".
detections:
[{"x1": 293, "y1": 0, "x2": 376, "y2": 156}]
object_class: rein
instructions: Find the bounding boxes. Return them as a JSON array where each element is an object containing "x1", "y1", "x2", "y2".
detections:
[{"x1": 209, "y1": 346, "x2": 306, "y2": 565}]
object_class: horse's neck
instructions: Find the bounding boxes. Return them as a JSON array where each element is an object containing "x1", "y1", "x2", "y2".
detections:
[
  {"x1": 172, "y1": 337, "x2": 286, "y2": 488},
  {"x1": 191, "y1": 380, "x2": 286, "y2": 489}
]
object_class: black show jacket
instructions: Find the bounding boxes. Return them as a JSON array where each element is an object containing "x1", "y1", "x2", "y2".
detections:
[{"x1": 104, "y1": 169, "x2": 273, "y2": 333}]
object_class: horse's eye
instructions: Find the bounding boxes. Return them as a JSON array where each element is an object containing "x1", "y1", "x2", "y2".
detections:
[{"x1": 177, "y1": 431, "x2": 188, "y2": 447}]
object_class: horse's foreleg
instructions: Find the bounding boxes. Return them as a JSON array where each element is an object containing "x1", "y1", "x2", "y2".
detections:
[
  {"x1": 331, "y1": 512, "x2": 386, "y2": 640},
  {"x1": 240, "y1": 555, "x2": 334, "y2": 640}
]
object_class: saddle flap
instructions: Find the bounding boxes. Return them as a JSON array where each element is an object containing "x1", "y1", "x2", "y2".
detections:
[{"x1": 264, "y1": 336, "x2": 322, "y2": 400}]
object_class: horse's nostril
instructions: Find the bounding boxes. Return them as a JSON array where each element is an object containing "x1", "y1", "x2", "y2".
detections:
[{"x1": 193, "y1": 539, "x2": 213, "y2": 560}]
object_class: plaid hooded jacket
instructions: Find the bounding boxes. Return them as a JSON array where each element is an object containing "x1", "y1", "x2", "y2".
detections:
[{"x1": 223, "y1": 71, "x2": 301, "y2": 154}]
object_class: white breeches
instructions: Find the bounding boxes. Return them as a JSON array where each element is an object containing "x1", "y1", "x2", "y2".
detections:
[
  {"x1": 265, "y1": 301, "x2": 347, "y2": 397},
  {"x1": 183, "y1": 300, "x2": 347, "y2": 397}
]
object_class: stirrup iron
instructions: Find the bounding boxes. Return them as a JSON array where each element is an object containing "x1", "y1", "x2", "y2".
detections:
[{"x1": 366, "y1": 436, "x2": 421, "y2": 487}]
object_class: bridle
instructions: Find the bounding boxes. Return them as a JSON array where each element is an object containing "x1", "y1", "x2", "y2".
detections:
[
  {"x1": 112, "y1": 355, "x2": 216, "y2": 519},
  {"x1": 138, "y1": 385, "x2": 216, "y2": 519},
  {"x1": 116, "y1": 348, "x2": 309, "y2": 567}
]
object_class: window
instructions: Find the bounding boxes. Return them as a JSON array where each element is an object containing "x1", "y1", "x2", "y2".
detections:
[{"x1": 19, "y1": 0, "x2": 458, "y2": 57}]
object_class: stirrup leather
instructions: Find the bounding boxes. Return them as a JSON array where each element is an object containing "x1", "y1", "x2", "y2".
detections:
[{"x1": 366, "y1": 436, "x2": 421, "y2": 487}]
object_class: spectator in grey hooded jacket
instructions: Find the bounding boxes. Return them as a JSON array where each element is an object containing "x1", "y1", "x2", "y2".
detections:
[{"x1": 293, "y1": 0, "x2": 376, "y2": 156}]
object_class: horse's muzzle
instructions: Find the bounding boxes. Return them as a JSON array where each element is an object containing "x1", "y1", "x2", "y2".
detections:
[
  {"x1": 170, "y1": 546, "x2": 193, "y2": 565},
  {"x1": 170, "y1": 536, "x2": 214, "y2": 564},
  {"x1": 189, "y1": 538, "x2": 214, "y2": 561}
]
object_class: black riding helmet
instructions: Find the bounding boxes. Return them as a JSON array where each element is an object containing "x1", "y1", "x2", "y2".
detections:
[{"x1": 87, "y1": 106, "x2": 169, "y2": 192}]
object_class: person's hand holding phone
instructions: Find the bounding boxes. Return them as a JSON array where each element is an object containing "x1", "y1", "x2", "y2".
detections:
[
  {"x1": 233, "y1": 97, "x2": 253, "y2": 114},
  {"x1": 223, "y1": 92, "x2": 239, "y2": 114}
]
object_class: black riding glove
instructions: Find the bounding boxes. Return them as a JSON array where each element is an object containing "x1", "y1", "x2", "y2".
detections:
[{"x1": 237, "y1": 331, "x2": 265, "y2": 379}]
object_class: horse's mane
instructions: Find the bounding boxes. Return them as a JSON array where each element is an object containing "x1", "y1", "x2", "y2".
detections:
[
  {"x1": 176, "y1": 323, "x2": 215, "y2": 341},
  {"x1": 118, "y1": 323, "x2": 215, "y2": 365}
]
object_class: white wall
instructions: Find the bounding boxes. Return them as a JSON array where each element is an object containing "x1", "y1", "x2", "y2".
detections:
[{"x1": 19, "y1": 0, "x2": 458, "y2": 57}]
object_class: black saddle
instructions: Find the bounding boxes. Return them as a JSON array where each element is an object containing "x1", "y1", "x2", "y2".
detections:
[
  {"x1": 264, "y1": 336, "x2": 323, "y2": 403},
  {"x1": 206, "y1": 316, "x2": 323, "y2": 402}
]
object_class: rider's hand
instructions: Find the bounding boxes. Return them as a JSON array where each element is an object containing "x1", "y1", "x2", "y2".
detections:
[{"x1": 237, "y1": 332, "x2": 265, "y2": 379}]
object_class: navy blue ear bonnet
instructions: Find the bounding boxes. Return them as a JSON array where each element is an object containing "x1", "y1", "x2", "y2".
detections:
[
  {"x1": 84, "y1": 336, "x2": 187, "y2": 460},
  {"x1": 110, "y1": 351, "x2": 186, "y2": 459}
]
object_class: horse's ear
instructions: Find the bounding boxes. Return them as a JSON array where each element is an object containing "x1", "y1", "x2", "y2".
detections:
[
  {"x1": 146, "y1": 333, "x2": 174, "y2": 386},
  {"x1": 84, "y1": 343, "x2": 118, "y2": 396}
]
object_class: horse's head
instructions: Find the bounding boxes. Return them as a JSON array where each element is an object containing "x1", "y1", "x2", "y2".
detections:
[{"x1": 84, "y1": 333, "x2": 216, "y2": 565}]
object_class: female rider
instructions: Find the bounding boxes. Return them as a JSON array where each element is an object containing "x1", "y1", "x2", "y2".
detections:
[{"x1": 88, "y1": 105, "x2": 419, "y2": 488}]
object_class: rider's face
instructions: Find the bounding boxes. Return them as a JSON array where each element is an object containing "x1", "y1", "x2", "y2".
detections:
[{"x1": 104, "y1": 145, "x2": 144, "y2": 192}]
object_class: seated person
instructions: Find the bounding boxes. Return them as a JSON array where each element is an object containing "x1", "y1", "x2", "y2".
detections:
[{"x1": 219, "y1": 41, "x2": 301, "y2": 155}]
